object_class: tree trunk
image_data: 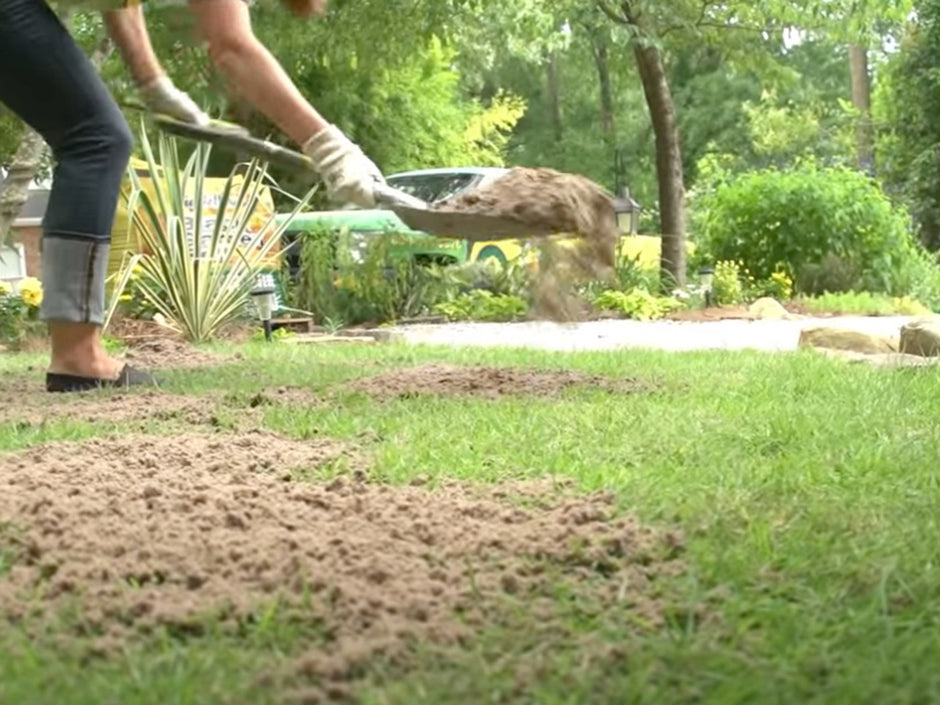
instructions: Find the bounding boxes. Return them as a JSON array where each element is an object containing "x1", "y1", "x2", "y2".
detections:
[
  {"x1": 632, "y1": 42, "x2": 686, "y2": 289},
  {"x1": 0, "y1": 27, "x2": 112, "y2": 245},
  {"x1": 592, "y1": 36, "x2": 615, "y2": 139},
  {"x1": 849, "y1": 45, "x2": 873, "y2": 173},
  {"x1": 545, "y1": 51, "x2": 563, "y2": 143}
]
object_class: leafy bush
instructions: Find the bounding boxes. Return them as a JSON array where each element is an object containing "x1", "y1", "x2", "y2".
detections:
[
  {"x1": 761, "y1": 270, "x2": 794, "y2": 301},
  {"x1": 591, "y1": 288, "x2": 683, "y2": 321},
  {"x1": 434, "y1": 290, "x2": 528, "y2": 322},
  {"x1": 579, "y1": 249, "x2": 660, "y2": 304},
  {"x1": 712, "y1": 260, "x2": 746, "y2": 306},
  {"x1": 691, "y1": 162, "x2": 934, "y2": 297},
  {"x1": 874, "y1": 0, "x2": 940, "y2": 250},
  {"x1": 106, "y1": 257, "x2": 156, "y2": 324},
  {"x1": 294, "y1": 227, "x2": 461, "y2": 325},
  {"x1": 455, "y1": 256, "x2": 534, "y2": 299},
  {"x1": 0, "y1": 278, "x2": 43, "y2": 346},
  {"x1": 707, "y1": 259, "x2": 793, "y2": 307}
]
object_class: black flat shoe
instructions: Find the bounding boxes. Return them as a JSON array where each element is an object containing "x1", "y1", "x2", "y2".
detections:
[{"x1": 46, "y1": 364, "x2": 158, "y2": 393}]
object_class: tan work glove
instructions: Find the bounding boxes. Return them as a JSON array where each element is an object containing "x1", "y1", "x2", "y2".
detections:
[
  {"x1": 139, "y1": 75, "x2": 210, "y2": 126},
  {"x1": 302, "y1": 124, "x2": 385, "y2": 208}
]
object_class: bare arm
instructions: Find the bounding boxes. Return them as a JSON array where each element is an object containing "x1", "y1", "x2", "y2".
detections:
[
  {"x1": 103, "y1": 5, "x2": 209, "y2": 125},
  {"x1": 187, "y1": 0, "x2": 328, "y2": 145},
  {"x1": 103, "y1": 4, "x2": 163, "y2": 86}
]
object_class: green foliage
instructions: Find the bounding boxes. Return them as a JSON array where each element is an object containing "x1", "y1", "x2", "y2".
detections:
[
  {"x1": 293, "y1": 228, "x2": 541, "y2": 325},
  {"x1": 455, "y1": 256, "x2": 535, "y2": 299},
  {"x1": 741, "y1": 89, "x2": 857, "y2": 167},
  {"x1": 591, "y1": 288, "x2": 683, "y2": 321},
  {"x1": 250, "y1": 325, "x2": 294, "y2": 343},
  {"x1": 125, "y1": 125, "x2": 316, "y2": 343},
  {"x1": 797, "y1": 291, "x2": 932, "y2": 316},
  {"x1": 875, "y1": 0, "x2": 940, "y2": 250},
  {"x1": 294, "y1": 227, "x2": 459, "y2": 325},
  {"x1": 0, "y1": 278, "x2": 42, "y2": 347},
  {"x1": 337, "y1": 37, "x2": 526, "y2": 174},
  {"x1": 112, "y1": 264, "x2": 160, "y2": 323},
  {"x1": 711, "y1": 259, "x2": 746, "y2": 306},
  {"x1": 758, "y1": 269, "x2": 795, "y2": 300},
  {"x1": 434, "y1": 289, "x2": 528, "y2": 321},
  {"x1": 0, "y1": 107, "x2": 24, "y2": 170},
  {"x1": 691, "y1": 162, "x2": 933, "y2": 297},
  {"x1": 579, "y1": 250, "x2": 660, "y2": 303}
]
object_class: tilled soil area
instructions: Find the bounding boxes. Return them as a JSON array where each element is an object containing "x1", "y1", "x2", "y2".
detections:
[
  {"x1": 344, "y1": 363, "x2": 644, "y2": 400},
  {"x1": 0, "y1": 431, "x2": 683, "y2": 698}
]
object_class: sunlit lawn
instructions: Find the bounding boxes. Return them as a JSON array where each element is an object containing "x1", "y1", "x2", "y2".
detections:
[{"x1": 2, "y1": 340, "x2": 940, "y2": 704}]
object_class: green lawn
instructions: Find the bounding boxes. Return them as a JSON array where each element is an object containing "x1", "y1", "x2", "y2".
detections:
[{"x1": 2, "y1": 340, "x2": 940, "y2": 704}]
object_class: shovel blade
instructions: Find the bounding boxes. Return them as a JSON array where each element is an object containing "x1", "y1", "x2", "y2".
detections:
[{"x1": 392, "y1": 204, "x2": 557, "y2": 242}]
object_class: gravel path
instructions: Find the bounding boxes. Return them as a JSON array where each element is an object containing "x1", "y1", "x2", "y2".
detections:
[{"x1": 391, "y1": 315, "x2": 918, "y2": 353}]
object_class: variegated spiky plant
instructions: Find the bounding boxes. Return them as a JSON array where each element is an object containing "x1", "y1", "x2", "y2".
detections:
[{"x1": 124, "y1": 123, "x2": 316, "y2": 342}]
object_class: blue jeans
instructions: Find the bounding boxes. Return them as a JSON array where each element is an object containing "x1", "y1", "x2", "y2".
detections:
[{"x1": 0, "y1": 0, "x2": 133, "y2": 324}]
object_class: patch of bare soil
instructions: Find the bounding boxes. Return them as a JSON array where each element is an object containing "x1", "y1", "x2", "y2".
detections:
[
  {"x1": 0, "y1": 376, "x2": 320, "y2": 429},
  {"x1": 344, "y1": 363, "x2": 643, "y2": 400},
  {"x1": 120, "y1": 338, "x2": 233, "y2": 370},
  {"x1": 0, "y1": 388, "x2": 220, "y2": 427},
  {"x1": 0, "y1": 432, "x2": 683, "y2": 699},
  {"x1": 438, "y1": 167, "x2": 618, "y2": 322},
  {"x1": 245, "y1": 386, "x2": 323, "y2": 408}
]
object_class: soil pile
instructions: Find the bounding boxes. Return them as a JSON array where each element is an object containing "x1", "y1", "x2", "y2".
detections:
[
  {"x1": 121, "y1": 338, "x2": 231, "y2": 370},
  {"x1": 436, "y1": 167, "x2": 619, "y2": 321},
  {"x1": 0, "y1": 432, "x2": 683, "y2": 692},
  {"x1": 344, "y1": 363, "x2": 643, "y2": 400}
]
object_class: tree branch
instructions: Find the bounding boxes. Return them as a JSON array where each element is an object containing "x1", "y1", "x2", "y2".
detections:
[{"x1": 595, "y1": 0, "x2": 626, "y2": 26}]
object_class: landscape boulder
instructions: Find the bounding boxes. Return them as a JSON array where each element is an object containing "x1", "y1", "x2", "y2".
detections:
[
  {"x1": 798, "y1": 326, "x2": 898, "y2": 355},
  {"x1": 813, "y1": 348, "x2": 940, "y2": 367},
  {"x1": 899, "y1": 317, "x2": 940, "y2": 357},
  {"x1": 748, "y1": 297, "x2": 791, "y2": 320}
]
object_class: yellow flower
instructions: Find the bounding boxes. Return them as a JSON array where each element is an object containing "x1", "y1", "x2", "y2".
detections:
[
  {"x1": 0, "y1": 281, "x2": 11, "y2": 296},
  {"x1": 17, "y1": 277, "x2": 43, "y2": 308}
]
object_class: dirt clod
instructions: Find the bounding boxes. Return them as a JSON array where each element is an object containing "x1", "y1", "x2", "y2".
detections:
[
  {"x1": 0, "y1": 432, "x2": 682, "y2": 697},
  {"x1": 344, "y1": 363, "x2": 642, "y2": 400},
  {"x1": 437, "y1": 167, "x2": 619, "y2": 321}
]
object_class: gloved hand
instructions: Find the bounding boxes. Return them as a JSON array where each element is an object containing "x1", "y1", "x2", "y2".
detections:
[
  {"x1": 138, "y1": 75, "x2": 210, "y2": 127},
  {"x1": 302, "y1": 124, "x2": 384, "y2": 208}
]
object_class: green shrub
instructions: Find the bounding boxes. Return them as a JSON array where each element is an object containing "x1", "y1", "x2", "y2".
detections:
[
  {"x1": 453, "y1": 256, "x2": 533, "y2": 299},
  {"x1": 434, "y1": 290, "x2": 528, "y2": 322},
  {"x1": 691, "y1": 162, "x2": 934, "y2": 297},
  {"x1": 294, "y1": 227, "x2": 459, "y2": 325},
  {"x1": 0, "y1": 278, "x2": 43, "y2": 347},
  {"x1": 591, "y1": 288, "x2": 683, "y2": 321},
  {"x1": 711, "y1": 260, "x2": 746, "y2": 306},
  {"x1": 579, "y1": 250, "x2": 661, "y2": 305}
]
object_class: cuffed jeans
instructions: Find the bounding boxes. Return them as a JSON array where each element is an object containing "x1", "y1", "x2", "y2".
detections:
[{"x1": 0, "y1": 0, "x2": 133, "y2": 325}]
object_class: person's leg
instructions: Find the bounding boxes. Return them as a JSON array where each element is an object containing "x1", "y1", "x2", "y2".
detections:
[{"x1": 0, "y1": 0, "x2": 149, "y2": 388}]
